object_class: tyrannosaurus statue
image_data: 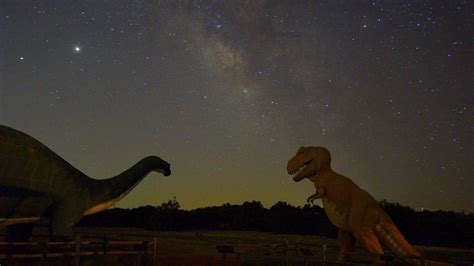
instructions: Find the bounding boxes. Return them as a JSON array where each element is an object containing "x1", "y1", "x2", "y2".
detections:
[
  {"x1": 0, "y1": 125, "x2": 171, "y2": 241},
  {"x1": 287, "y1": 146, "x2": 426, "y2": 264}
]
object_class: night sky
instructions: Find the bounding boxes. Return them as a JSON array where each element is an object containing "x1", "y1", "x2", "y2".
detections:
[{"x1": 1, "y1": 1, "x2": 472, "y2": 212}]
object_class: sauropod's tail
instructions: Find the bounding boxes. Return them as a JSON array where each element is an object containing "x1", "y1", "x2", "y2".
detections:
[{"x1": 374, "y1": 218, "x2": 421, "y2": 264}]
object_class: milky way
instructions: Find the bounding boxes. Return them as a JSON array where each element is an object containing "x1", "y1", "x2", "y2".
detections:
[{"x1": 1, "y1": 1, "x2": 472, "y2": 212}]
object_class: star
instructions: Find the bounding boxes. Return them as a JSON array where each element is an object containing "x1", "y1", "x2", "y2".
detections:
[{"x1": 1, "y1": 0, "x2": 471, "y2": 213}]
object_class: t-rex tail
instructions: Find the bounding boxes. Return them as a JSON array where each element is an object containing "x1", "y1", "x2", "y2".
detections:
[
  {"x1": 374, "y1": 217, "x2": 421, "y2": 264},
  {"x1": 375, "y1": 216, "x2": 454, "y2": 266}
]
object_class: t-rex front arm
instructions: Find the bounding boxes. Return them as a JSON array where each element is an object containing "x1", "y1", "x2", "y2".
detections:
[{"x1": 307, "y1": 187, "x2": 325, "y2": 204}]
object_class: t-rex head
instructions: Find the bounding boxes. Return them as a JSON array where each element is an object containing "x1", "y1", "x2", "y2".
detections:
[{"x1": 287, "y1": 146, "x2": 331, "y2": 182}]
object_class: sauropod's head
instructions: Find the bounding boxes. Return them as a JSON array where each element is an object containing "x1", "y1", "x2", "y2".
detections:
[
  {"x1": 152, "y1": 156, "x2": 171, "y2": 176},
  {"x1": 287, "y1": 146, "x2": 331, "y2": 182}
]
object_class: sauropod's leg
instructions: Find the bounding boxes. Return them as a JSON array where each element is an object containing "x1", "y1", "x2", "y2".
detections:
[
  {"x1": 337, "y1": 229, "x2": 355, "y2": 263},
  {"x1": 49, "y1": 201, "x2": 84, "y2": 241},
  {"x1": 4, "y1": 196, "x2": 51, "y2": 241}
]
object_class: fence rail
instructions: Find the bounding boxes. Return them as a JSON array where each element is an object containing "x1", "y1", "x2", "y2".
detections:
[
  {"x1": 215, "y1": 242, "x2": 428, "y2": 266},
  {"x1": 0, "y1": 235, "x2": 158, "y2": 265},
  {"x1": 1, "y1": 232, "x2": 466, "y2": 265}
]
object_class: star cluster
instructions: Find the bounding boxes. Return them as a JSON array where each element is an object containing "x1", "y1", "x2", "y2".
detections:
[{"x1": 1, "y1": 1, "x2": 472, "y2": 212}]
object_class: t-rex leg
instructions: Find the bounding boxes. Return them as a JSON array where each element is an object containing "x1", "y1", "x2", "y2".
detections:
[
  {"x1": 353, "y1": 228, "x2": 384, "y2": 264},
  {"x1": 337, "y1": 229, "x2": 355, "y2": 263}
]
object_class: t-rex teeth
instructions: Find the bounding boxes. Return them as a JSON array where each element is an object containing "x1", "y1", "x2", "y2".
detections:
[
  {"x1": 291, "y1": 165, "x2": 305, "y2": 176},
  {"x1": 286, "y1": 147, "x2": 422, "y2": 265}
]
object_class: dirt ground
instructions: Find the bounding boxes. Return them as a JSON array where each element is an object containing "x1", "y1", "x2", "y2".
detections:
[{"x1": 1, "y1": 227, "x2": 473, "y2": 265}]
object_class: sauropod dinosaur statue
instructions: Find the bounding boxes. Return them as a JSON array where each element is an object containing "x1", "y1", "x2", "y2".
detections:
[
  {"x1": 0, "y1": 125, "x2": 171, "y2": 241},
  {"x1": 287, "y1": 146, "x2": 451, "y2": 265}
]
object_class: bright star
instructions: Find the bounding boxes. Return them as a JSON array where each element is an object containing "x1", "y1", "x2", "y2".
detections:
[{"x1": 74, "y1": 46, "x2": 81, "y2": 52}]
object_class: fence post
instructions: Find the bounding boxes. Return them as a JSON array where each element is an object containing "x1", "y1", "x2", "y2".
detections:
[
  {"x1": 295, "y1": 240, "x2": 299, "y2": 256},
  {"x1": 137, "y1": 250, "x2": 142, "y2": 266},
  {"x1": 40, "y1": 241, "x2": 48, "y2": 262},
  {"x1": 103, "y1": 235, "x2": 108, "y2": 266},
  {"x1": 322, "y1": 244, "x2": 326, "y2": 265},
  {"x1": 237, "y1": 240, "x2": 242, "y2": 263},
  {"x1": 216, "y1": 245, "x2": 235, "y2": 266},
  {"x1": 75, "y1": 235, "x2": 81, "y2": 266},
  {"x1": 153, "y1": 237, "x2": 158, "y2": 265}
]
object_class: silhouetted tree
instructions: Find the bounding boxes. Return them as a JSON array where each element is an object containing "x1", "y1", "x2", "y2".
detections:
[
  {"x1": 79, "y1": 199, "x2": 473, "y2": 248},
  {"x1": 159, "y1": 196, "x2": 180, "y2": 210}
]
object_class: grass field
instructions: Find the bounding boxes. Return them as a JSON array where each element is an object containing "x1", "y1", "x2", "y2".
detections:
[{"x1": 1, "y1": 227, "x2": 473, "y2": 265}]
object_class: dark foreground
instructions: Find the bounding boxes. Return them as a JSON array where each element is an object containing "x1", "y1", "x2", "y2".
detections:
[{"x1": 1, "y1": 227, "x2": 473, "y2": 265}]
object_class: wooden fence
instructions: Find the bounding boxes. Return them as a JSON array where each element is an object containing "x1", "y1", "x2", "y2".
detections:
[
  {"x1": 1, "y1": 232, "x2": 464, "y2": 265},
  {"x1": 215, "y1": 242, "x2": 428, "y2": 266},
  {"x1": 0, "y1": 235, "x2": 158, "y2": 265}
]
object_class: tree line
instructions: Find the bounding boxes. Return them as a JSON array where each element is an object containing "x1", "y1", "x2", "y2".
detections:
[{"x1": 78, "y1": 199, "x2": 473, "y2": 248}]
